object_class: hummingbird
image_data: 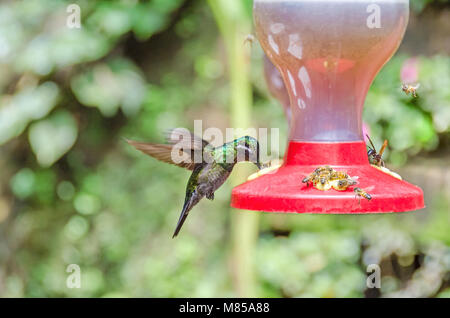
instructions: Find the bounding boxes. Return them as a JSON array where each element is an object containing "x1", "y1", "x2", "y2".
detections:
[{"x1": 126, "y1": 128, "x2": 262, "y2": 238}]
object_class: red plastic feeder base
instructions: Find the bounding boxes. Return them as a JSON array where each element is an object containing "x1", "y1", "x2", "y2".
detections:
[{"x1": 231, "y1": 141, "x2": 424, "y2": 214}]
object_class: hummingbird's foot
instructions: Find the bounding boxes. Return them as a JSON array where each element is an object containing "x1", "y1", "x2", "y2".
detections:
[{"x1": 206, "y1": 192, "x2": 214, "y2": 201}]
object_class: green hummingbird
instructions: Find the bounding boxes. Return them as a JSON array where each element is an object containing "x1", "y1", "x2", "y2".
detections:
[{"x1": 126, "y1": 128, "x2": 262, "y2": 238}]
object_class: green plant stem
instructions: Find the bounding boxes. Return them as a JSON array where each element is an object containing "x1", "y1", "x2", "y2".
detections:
[{"x1": 207, "y1": 0, "x2": 259, "y2": 297}]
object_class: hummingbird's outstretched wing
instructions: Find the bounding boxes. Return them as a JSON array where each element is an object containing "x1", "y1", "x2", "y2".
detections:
[
  {"x1": 166, "y1": 128, "x2": 218, "y2": 163},
  {"x1": 166, "y1": 128, "x2": 210, "y2": 150},
  {"x1": 126, "y1": 128, "x2": 214, "y2": 170},
  {"x1": 125, "y1": 139, "x2": 196, "y2": 170},
  {"x1": 166, "y1": 128, "x2": 215, "y2": 163}
]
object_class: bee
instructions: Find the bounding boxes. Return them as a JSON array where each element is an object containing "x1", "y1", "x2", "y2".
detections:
[
  {"x1": 302, "y1": 166, "x2": 333, "y2": 187},
  {"x1": 319, "y1": 165, "x2": 333, "y2": 173},
  {"x1": 312, "y1": 169, "x2": 334, "y2": 191},
  {"x1": 332, "y1": 178, "x2": 357, "y2": 191},
  {"x1": 317, "y1": 171, "x2": 331, "y2": 185},
  {"x1": 313, "y1": 165, "x2": 333, "y2": 178},
  {"x1": 330, "y1": 170, "x2": 349, "y2": 181},
  {"x1": 244, "y1": 34, "x2": 256, "y2": 46},
  {"x1": 314, "y1": 173, "x2": 332, "y2": 191},
  {"x1": 402, "y1": 83, "x2": 420, "y2": 98},
  {"x1": 366, "y1": 134, "x2": 387, "y2": 167},
  {"x1": 354, "y1": 187, "x2": 372, "y2": 203},
  {"x1": 302, "y1": 171, "x2": 319, "y2": 187},
  {"x1": 302, "y1": 172, "x2": 316, "y2": 187}
]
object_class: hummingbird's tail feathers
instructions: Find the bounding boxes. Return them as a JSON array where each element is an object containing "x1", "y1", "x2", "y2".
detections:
[
  {"x1": 172, "y1": 212, "x2": 188, "y2": 238},
  {"x1": 172, "y1": 189, "x2": 203, "y2": 238},
  {"x1": 172, "y1": 196, "x2": 194, "y2": 238},
  {"x1": 126, "y1": 139, "x2": 196, "y2": 170}
]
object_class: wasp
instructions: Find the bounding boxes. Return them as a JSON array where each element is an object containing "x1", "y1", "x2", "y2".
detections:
[
  {"x1": 366, "y1": 134, "x2": 387, "y2": 167},
  {"x1": 402, "y1": 83, "x2": 420, "y2": 98},
  {"x1": 354, "y1": 187, "x2": 372, "y2": 203}
]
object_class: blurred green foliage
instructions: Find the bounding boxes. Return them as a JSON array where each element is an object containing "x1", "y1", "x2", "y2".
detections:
[
  {"x1": 0, "y1": 0, "x2": 449, "y2": 298},
  {"x1": 365, "y1": 55, "x2": 450, "y2": 165}
]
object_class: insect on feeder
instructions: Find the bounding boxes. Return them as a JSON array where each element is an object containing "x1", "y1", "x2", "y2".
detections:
[{"x1": 231, "y1": 0, "x2": 424, "y2": 213}]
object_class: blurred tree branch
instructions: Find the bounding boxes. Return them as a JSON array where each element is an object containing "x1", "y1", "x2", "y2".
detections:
[{"x1": 207, "y1": 0, "x2": 259, "y2": 297}]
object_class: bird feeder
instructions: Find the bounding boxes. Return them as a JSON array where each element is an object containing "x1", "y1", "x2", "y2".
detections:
[
  {"x1": 264, "y1": 55, "x2": 291, "y2": 123},
  {"x1": 231, "y1": 0, "x2": 424, "y2": 213}
]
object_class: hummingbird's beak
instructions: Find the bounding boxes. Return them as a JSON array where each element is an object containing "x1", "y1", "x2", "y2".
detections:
[{"x1": 256, "y1": 162, "x2": 263, "y2": 170}]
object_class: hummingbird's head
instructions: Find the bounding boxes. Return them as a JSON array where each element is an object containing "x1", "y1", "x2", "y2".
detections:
[{"x1": 235, "y1": 136, "x2": 261, "y2": 169}]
